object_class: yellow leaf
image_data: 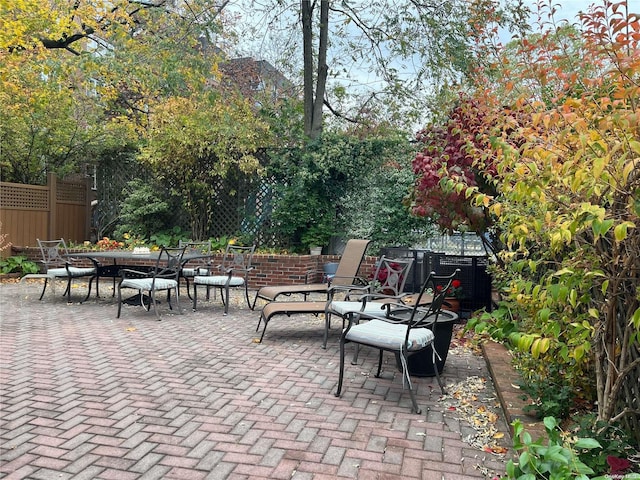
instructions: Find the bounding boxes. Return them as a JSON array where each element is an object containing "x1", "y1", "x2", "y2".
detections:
[
  {"x1": 629, "y1": 140, "x2": 640, "y2": 155},
  {"x1": 622, "y1": 158, "x2": 638, "y2": 184},
  {"x1": 614, "y1": 223, "x2": 628, "y2": 242}
]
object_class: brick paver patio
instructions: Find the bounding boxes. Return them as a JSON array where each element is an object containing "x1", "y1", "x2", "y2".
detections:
[{"x1": 1, "y1": 280, "x2": 512, "y2": 479}]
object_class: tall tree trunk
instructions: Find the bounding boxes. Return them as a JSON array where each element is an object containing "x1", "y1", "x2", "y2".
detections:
[
  {"x1": 301, "y1": 0, "x2": 328, "y2": 140},
  {"x1": 302, "y1": 0, "x2": 314, "y2": 138}
]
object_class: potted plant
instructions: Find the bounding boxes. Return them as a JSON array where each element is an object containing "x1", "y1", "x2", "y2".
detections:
[{"x1": 301, "y1": 225, "x2": 331, "y2": 255}]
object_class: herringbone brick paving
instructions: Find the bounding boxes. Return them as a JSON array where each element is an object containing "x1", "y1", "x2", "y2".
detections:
[{"x1": 1, "y1": 280, "x2": 512, "y2": 479}]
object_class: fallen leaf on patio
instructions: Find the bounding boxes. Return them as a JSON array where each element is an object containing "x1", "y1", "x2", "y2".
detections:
[
  {"x1": 442, "y1": 376, "x2": 509, "y2": 456},
  {"x1": 126, "y1": 327, "x2": 136, "y2": 332},
  {"x1": 252, "y1": 338, "x2": 261, "y2": 343},
  {"x1": 490, "y1": 446, "x2": 509, "y2": 454}
]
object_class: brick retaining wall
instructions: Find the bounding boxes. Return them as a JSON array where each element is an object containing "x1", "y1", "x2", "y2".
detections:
[{"x1": 13, "y1": 246, "x2": 378, "y2": 289}]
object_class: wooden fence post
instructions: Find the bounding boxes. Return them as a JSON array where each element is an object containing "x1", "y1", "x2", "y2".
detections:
[{"x1": 47, "y1": 172, "x2": 56, "y2": 240}]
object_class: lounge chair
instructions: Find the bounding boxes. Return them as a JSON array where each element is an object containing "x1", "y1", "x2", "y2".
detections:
[
  {"x1": 255, "y1": 255, "x2": 413, "y2": 347},
  {"x1": 250, "y1": 239, "x2": 371, "y2": 310}
]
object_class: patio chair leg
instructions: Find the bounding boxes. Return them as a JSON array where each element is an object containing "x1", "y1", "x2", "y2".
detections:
[
  {"x1": 351, "y1": 313, "x2": 362, "y2": 364},
  {"x1": 223, "y1": 285, "x2": 230, "y2": 315},
  {"x1": 351, "y1": 344, "x2": 361, "y2": 365},
  {"x1": 407, "y1": 383, "x2": 421, "y2": 414},
  {"x1": 185, "y1": 278, "x2": 193, "y2": 300},
  {"x1": 259, "y1": 323, "x2": 268, "y2": 343},
  {"x1": 400, "y1": 353, "x2": 421, "y2": 414},
  {"x1": 250, "y1": 292, "x2": 260, "y2": 311},
  {"x1": 322, "y1": 311, "x2": 333, "y2": 349},
  {"x1": 64, "y1": 278, "x2": 73, "y2": 302},
  {"x1": 151, "y1": 290, "x2": 161, "y2": 320},
  {"x1": 81, "y1": 276, "x2": 96, "y2": 303},
  {"x1": 141, "y1": 291, "x2": 150, "y2": 311},
  {"x1": 39, "y1": 278, "x2": 49, "y2": 300},
  {"x1": 335, "y1": 337, "x2": 347, "y2": 397},
  {"x1": 432, "y1": 347, "x2": 446, "y2": 395},
  {"x1": 243, "y1": 285, "x2": 251, "y2": 310},
  {"x1": 376, "y1": 350, "x2": 383, "y2": 377},
  {"x1": 192, "y1": 284, "x2": 198, "y2": 311},
  {"x1": 116, "y1": 286, "x2": 123, "y2": 318},
  {"x1": 173, "y1": 286, "x2": 183, "y2": 315},
  {"x1": 322, "y1": 317, "x2": 329, "y2": 350}
]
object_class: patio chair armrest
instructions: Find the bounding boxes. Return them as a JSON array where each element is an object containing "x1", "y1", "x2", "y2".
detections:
[
  {"x1": 232, "y1": 266, "x2": 254, "y2": 274},
  {"x1": 327, "y1": 280, "x2": 372, "y2": 301},
  {"x1": 233, "y1": 267, "x2": 256, "y2": 275},
  {"x1": 71, "y1": 257, "x2": 101, "y2": 268},
  {"x1": 355, "y1": 293, "x2": 415, "y2": 317},
  {"x1": 120, "y1": 268, "x2": 152, "y2": 279},
  {"x1": 327, "y1": 275, "x2": 368, "y2": 288},
  {"x1": 384, "y1": 304, "x2": 440, "y2": 326},
  {"x1": 182, "y1": 257, "x2": 212, "y2": 268},
  {"x1": 192, "y1": 263, "x2": 215, "y2": 275},
  {"x1": 357, "y1": 292, "x2": 410, "y2": 304}
]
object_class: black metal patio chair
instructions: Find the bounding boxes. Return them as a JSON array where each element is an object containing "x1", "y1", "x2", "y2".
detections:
[
  {"x1": 334, "y1": 269, "x2": 459, "y2": 414},
  {"x1": 36, "y1": 238, "x2": 98, "y2": 302},
  {"x1": 192, "y1": 243, "x2": 256, "y2": 314},
  {"x1": 116, "y1": 246, "x2": 186, "y2": 320}
]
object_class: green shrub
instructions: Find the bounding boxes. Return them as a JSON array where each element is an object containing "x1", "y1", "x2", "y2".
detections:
[
  {"x1": 114, "y1": 179, "x2": 179, "y2": 241},
  {"x1": 569, "y1": 413, "x2": 638, "y2": 476},
  {"x1": 517, "y1": 362, "x2": 574, "y2": 419},
  {"x1": 0, "y1": 256, "x2": 39, "y2": 275},
  {"x1": 506, "y1": 417, "x2": 600, "y2": 480},
  {"x1": 149, "y1": 226, "x2": 189, "y2": 248}
]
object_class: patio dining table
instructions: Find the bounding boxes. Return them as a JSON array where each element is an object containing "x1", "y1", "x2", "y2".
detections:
[{"x1": 70, "y1": 250, "x2": 208, "y2": 299}]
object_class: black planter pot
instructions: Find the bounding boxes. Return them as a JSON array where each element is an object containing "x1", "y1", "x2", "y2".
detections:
[{"x1": 395, "y1": 310, "x2": 459, "y2": 377}]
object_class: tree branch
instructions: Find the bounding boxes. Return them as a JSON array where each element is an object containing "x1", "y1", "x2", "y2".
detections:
[{"x1": 322, "y1": 99, "x2": 359, "y2": 124}]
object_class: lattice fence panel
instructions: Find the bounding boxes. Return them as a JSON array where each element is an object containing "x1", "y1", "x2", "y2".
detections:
[
  {"x1": 94, "y1": 154, "x2": 280, "y2": 246},
  {"x1": 94, "y1": 153, "x2": 150, "y2": 239},
  {"x1": 1, "y1": 183, "x2": 48, "y2": 210},
  {"x1": 205, "y1": 170, "x2": 273, "y2": 242},
  {"x1": 57, "y1": 180, "x2": 86, "y2": 204}
]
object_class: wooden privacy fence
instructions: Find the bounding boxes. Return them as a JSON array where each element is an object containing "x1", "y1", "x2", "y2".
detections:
[{"x1": 0, "y1": 173, "x2": 92, "y2": 257}]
